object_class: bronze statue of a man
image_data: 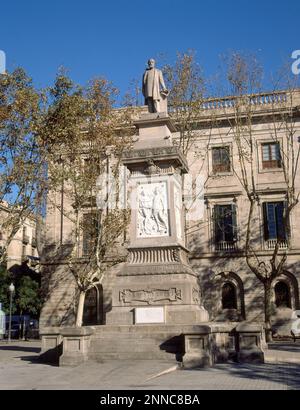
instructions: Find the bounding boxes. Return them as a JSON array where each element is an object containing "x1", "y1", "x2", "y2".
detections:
[{"x1": 142, "y1": 58, "x2": 169, "y2": 113}]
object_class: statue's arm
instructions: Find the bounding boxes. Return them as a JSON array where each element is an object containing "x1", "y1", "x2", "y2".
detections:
[{"x1": 159, "y1": 70, "x2": 167, "y2": 91}]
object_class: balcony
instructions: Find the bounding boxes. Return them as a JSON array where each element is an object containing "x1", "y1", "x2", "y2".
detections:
[
  {"x1": 265, "y1": 239, "x2": 288, "y2": 250},
  {"x1": 215, "y1": 241, "x2": 238, "y2": 252}
]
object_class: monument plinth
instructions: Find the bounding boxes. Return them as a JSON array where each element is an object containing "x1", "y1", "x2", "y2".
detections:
[{"x1": 106, "y1": 113, "x2": 209, "y2": 326}]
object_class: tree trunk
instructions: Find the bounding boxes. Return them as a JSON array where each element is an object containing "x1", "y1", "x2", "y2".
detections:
[
  {"x1": 264, "y1": 280, "x2": 273, "y2": 342},
  {"x1": 76, "y1": 291, "x2": 86, "y2": 327}
]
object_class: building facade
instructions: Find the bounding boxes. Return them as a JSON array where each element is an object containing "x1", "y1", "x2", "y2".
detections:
[
  {"x1": 0, "y1": 202, "x2": 39, "y2": 272},
  {"x1": 40, "y1": 90, "x2": 300, "y2": 336}
]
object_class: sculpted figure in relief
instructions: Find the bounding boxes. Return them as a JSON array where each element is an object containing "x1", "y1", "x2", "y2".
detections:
[{"x1": 152, "y1": 186, "x2": 168, "y2": 234}]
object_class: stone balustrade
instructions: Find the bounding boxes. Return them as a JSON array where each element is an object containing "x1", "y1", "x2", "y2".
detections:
[
  {"x1": 265, "y1": 239, "x2": 289, "y2": 250},
  {"x1": 169, "y1": 90, "x2": 300, "y2": 115}
]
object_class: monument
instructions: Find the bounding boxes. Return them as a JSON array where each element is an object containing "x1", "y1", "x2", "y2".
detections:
[
  {"x1": 106, "y1": 60, "x2": 208, "y2": 327},
  {"x1": 48, "y1": 60, "x2": 266, "y2": 367}
]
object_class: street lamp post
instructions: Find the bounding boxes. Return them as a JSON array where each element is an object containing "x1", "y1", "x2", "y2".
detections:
[{"x1": 8, "y1": 283, "x2": 15, "y2": 343}]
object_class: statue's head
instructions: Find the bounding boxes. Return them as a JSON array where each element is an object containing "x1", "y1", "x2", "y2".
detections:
[{"x1": 147, "y1": 58, "x2": 155, "y2": 69}]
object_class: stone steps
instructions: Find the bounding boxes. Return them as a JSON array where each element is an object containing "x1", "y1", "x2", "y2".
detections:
[
  {"x1": 91, "y1": 324, "x2": 210, "y2": 334},
  {"x1": 88, "y1": 351, "x2": 177, "y2": 361},
  {"x1": 89, "y1": 324, "x2": 185, "y2": 361}
]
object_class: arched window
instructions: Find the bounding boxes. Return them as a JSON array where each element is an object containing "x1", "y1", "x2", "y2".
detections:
[
  {"x1": 275, "y1": 281, "x2": 291, "y2": 308},
  {"x1": 222, "y1": 282, "x2": 237, "y2": 309}
]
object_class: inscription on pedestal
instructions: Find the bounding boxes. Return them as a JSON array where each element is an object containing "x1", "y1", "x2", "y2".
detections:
[{"x1": 135, "y1": 306, "x2": 165, "y2": 324}]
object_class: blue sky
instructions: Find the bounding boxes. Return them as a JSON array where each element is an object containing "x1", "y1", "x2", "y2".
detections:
[{"x1": 1, "y1": 0, "x2": 299, "y2": 99}]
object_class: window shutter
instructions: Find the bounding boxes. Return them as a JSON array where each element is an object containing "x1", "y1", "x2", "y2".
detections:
[
  {"x1": 214, "y1": 205, "x2": 222, "y2": 243},
  {"x1": 263, "y1": 202, "x2": 269, "y2": 240},
  {"x1": 231, "y1": 204, "x2": 237, "y2": 241},
  {"x1": 262, "y1": 145, "x2": 270, "y2": 161},
  {"x1": 276, "y1": 202, "x2": 286, "y2": 240},
  {"x1": 267, "y1": 203, "x2": 277, "y2": 239}
]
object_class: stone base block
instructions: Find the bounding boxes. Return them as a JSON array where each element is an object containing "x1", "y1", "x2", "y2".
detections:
[
  {"x1": 183, "y1": 353, "x2": 212, "y2": 369},
  {"x1": 107, "y1": 270, "x2": 209, "y2": 325},
  {"x1": 237, "y1": 350, "x2": 265, "y2": 363},
  {"x1": 59, "y1": 326, "x2": 94, "y2": 367},
  {"x1": 106, "y1": 304, "x2": 209, "y2": 326},
  {"x1": 182, "y1": 329, "x2": 213, "y2": 369},
  {"x1": 40, "y1": 327, "x2": 63, "y2": 363},
  {"x1": 235, "y1": 322, "x2": 266, "y2": 363}
]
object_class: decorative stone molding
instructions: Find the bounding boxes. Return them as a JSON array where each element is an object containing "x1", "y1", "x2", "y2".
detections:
[
  {"x1": 119, "y1": 287, "x2": 182, "y2": 305},
  {"x1": 122, "y1": 146, "x2": 189, "y2": 173},
  {"x1": 143, "y1": 160, "x2": 161, "y2": 175},
  {"x1": 128, "y1": 247, "x2": 183, "y2": 264},
  {"x1": 120, "y1": 262, "x2": 196, "y2": 277},
  {"x1": 131, "y1": 166, "x2": 175, "y2": 177},
  {"x1": 192, "y1": 288, "x2": 201, "y2": 305}
]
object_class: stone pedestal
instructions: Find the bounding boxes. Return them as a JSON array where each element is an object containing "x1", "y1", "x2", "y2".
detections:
[
  {"x1": 40, "y1": 327, "x2": 63, "y2": 363},
  {"x1": 59, "y1": 326, "x2": 94, "y2": 367},
  {"x1": 182, "y1": 326, "x2": 213, "y2": 368},
  {"x1": 236, "y1": 323, "x2": 266, "y2": 363},
  {"x1": 106, "y1": 113, "x2": 208, "y2": 326}
]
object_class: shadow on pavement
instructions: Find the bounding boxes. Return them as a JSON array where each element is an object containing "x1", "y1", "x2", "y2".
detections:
[{"x1": 0, "y1": 345, "x2": 40, "y2": 353}]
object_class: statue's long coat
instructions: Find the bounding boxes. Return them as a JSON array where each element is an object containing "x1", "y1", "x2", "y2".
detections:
[{"x1": 142, "y1": 68, "x2": 166, "y2": 101}]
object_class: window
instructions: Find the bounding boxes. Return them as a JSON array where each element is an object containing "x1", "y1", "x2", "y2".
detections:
[
  {"x1": 214, "y1": 204, "x2": 237, "y2": 247},
  {"x1": 222, "y1": 282, "x2": 237, "y2": 309},
  {"x1": 275, "y1": 281, "x2": 291, "y2": 308},
  {"x1": 82, "y1": 212, "x2": 99, "y2": 256},
  {"x1": 263, "y1": 202, "x2": 287, "y2": 241},
  {"x1": 262, "y1": 142, "x2": 281, "y2": 169},
  {"x1": 212, "y1": 146, "x2": 231, "y2": 173}
]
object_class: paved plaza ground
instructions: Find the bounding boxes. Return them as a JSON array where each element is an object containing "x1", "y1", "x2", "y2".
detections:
[{"x1": 0, "y1": 340, "x2": 300, "y2": 390}]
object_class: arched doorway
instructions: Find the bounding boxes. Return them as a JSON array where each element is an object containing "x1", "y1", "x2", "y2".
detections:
[
  {"x1": 83, "y1": 285, "x2": 104, "y2": 325},
  {"x1": 222, "y1": 282, "x2": 237, "y2": 309},
  {"x1": 274, "y1": 281, "x2": 291, "y2": 308}
]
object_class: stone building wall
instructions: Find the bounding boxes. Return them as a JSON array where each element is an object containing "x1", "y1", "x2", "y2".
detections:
[{"x1": 0, "y1": 203, "x2": 38, "y2": 271}]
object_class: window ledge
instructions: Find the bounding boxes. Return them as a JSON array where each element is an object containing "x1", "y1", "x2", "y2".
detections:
[
  {"x1": 258, "y1": 168, "x2": 283, "y2": 174},
  {"x1": 210, "y1": 171, "x2": 234, "y2": 177}
]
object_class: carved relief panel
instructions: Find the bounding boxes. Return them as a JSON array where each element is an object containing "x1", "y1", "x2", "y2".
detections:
[{"x1": 137, "y1": 181, "x2": 169, "y2": 238}]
